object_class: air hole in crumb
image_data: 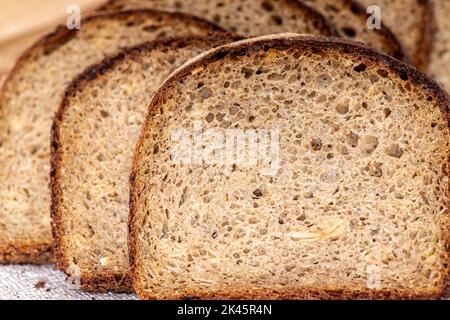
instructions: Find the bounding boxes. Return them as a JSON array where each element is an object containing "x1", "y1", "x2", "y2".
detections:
[
  {"x1": 354, "y1": 63, "x2": 367, "y2": 72},
  {"x1": 199, "y1": 87, "x2": 213, "y2": 100},
  {"x1": 262, "y1": 0, "x2": 274, "y2": 11},
  {"x1": 142, "y1": 25, "x2": 160, "y2": 32},
  {"x1": 253, "y1": 188, "x2": 263, "y2": 199},
  {"x1": 336, "y1": 103, "x2": 349, "y2": 114},
  {"x1": 350, "y1": 3, "x2": 359, "y2": 13},
  {"x1": 347, "y1": 131, "x2": 359, "y2": 148},
  {"x1": 311, "y1": 138, "x2": 322, "y2": 151},
  {"x1": 342, "y1": 27, "x2": 356, "y2": 37},
  {"x1": 241, "y1": 67, "x2": 254, "y2": 79},
  {"x1": 212, "y1": 14, "x2": 221, "y2": 23},
  {"x1": 377, "y1": 69, "x2": 389, "y2": 78},
  {"x1": 399, "y1": 71, "x2": 408, "y2": 81},
  {"x1": 385, "y1": 144, "x2": 403, "y2": 158},
  {"x1": 206, "y1": 113, "x2": 215, "y2": 123},
  {"x1": 271, "y1": 15, "x2": 283, "y2": 25}
]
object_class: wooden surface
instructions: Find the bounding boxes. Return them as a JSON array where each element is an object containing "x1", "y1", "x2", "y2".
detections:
[{"x1": 0, "y1": 0, "x2": 107, "y2": 78}]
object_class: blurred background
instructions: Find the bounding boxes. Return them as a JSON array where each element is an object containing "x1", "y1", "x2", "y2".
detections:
[{"x1": 0, "y1": 0, "x2": 106, "y2": 79}]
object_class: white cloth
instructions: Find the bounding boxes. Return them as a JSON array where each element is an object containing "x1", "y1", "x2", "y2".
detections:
[{"x1": 0, "y1": 265, "x2": 137, "y2": 300}]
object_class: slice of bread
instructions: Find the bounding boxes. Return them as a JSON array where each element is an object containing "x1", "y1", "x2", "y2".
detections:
[
  {"x1": 130, "y1": 34, "x2": 449, "y2": 300},
  {"x1": 0, "y1": 9, "x2": 226, "y2": 265},
  {"x1": 429, "y1": 0, "x2": 450, "y2": 93},
  {"x1": 51, "y1": 35, "x2": 239, "y2": 292},
  {"x1": 100, "y1": 0, "x2": 337, "y2": 37},
  {"x1": 357, "y1": 0, "x2": 434, "y2": 70}
]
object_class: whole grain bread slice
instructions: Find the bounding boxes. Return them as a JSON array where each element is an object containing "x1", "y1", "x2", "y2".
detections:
[
  {"x1": 357, "y1": 0, "x2": 434, "y2": 70},
  {"x1": 130, "y1": 34, "x2": 449, "y2": 300},
  {"x1": 100, "y1": 0, "x2": 337, "y2": 37},
  {"x1": 429, "y1": 0, "x2": 450, "y2": 93},
  {"x1": 0, "y1": 9, "x2": 226, "y2": 265},
  {"x1": 51, "y1": 35, "x2": 240, "y2": 292}
]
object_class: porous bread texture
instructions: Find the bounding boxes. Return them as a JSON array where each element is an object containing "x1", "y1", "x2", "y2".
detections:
[
  {"x1": 51, "y1": 36, "x2": 238, "y2": 292},
  {"x1": 130, "y1": 34, "x2": 449, "y2": 300},
  {"x1": 429, "y1": 0, "x2": 450, "y2": 93},
  {"x1": 0, "y1": 9, "x2": 225, "y2": 265},
  {"x1": 301, "y1": 0, "x2": 403, "y2": 60},
  {"x1": 101, "y1": 0, "x2": 337, "y2": 37},
  {"x1": 358, "y1": 0, "x2": 433, "y2": 70}
]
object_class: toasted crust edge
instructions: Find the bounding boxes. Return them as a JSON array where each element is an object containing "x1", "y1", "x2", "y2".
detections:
[
  {"x1": 129, "y1": 34, "x2": 449, "y2": 300},
  {"x1": 0, "y1": 243, "x2": 53, "y2": 265},
  {"x1": 413, "y1": 0, "x2": 435, "y2": 71},
  {"x1": 133, "y1": 287, "x2": 445, "y2": 300},
  {"x1": 100, "y1": 0, "x2": 339, "y2": 37},
  {"x1": 50, "y1": 35, "x2": 238, "y2": 292},
  {"x1": 0, "y1": 9, "x2": 225, "y2": 266}
]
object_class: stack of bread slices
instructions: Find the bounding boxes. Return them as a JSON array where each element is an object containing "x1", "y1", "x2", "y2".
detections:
[{"x1": 0, "y1": 0, "x2": 448, "y2": 300}]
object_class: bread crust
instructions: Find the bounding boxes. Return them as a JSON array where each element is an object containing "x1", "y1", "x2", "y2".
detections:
[
  {"x1": 50, "y1": 35, "x2": 238, "y2": 292},
  {"x1": 0, "y1": 9, "x2": 226, "y2": 266},
  {"x1": 414, "y1": 0, "x2": 435, "y2": 71},
  {"x1": 129, "y1": 34, "x2": 449, "y2": 300},
  {"x1": 100, "y1": 0, "x2": 339, "y2": 37},
  {"x1": 0, "y1": 243, "x2": 53, "y2": 265}
]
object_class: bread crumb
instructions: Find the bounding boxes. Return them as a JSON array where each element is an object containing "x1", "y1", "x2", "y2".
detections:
[{"x1": 34, "y1": 280, "x2": 47, "y2": 289}]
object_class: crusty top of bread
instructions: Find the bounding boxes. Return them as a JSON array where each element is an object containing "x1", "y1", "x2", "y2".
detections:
[
  {"x1": 101, "y1": 0, "x2": 338, "y2": 36},
  {"x1": 51, "y1": 34, "x2": 240, "y2": 292},
  {"x1": 130, "y1": 34, "x2": 449, "y2": 300},
  {"x1": 357, "y1": 0, "x2": 434, "y2": 71},
  {"x1": 0, "y1": 9, "x2": 226, "y2": 264}
]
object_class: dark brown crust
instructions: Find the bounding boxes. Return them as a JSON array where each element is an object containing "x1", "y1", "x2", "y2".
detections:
[
  {"x1": 414, "y1": 0, "x2": 435, "y2": 71},
  {"x1": 76, "y1": 272, "x2": 134, "y2": 293},
  {"x1": 0, "y1": 243, "x2": 53, "y2": 265},
  {"x1": 50, "y1": 35, "x2": 239, "y2": 292},
  {"x1": 100, "y1": 0, "x2": 339, "y2": 37},
  {"x1": 130, "y1": 34, "x2": 449, "y2": 300},
  {"x1": 0, "y1": 9, "x2": 226, "y2": 267},
  {"x1": 134, "y1": 287, "x2": 445, "y2": 300}
]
